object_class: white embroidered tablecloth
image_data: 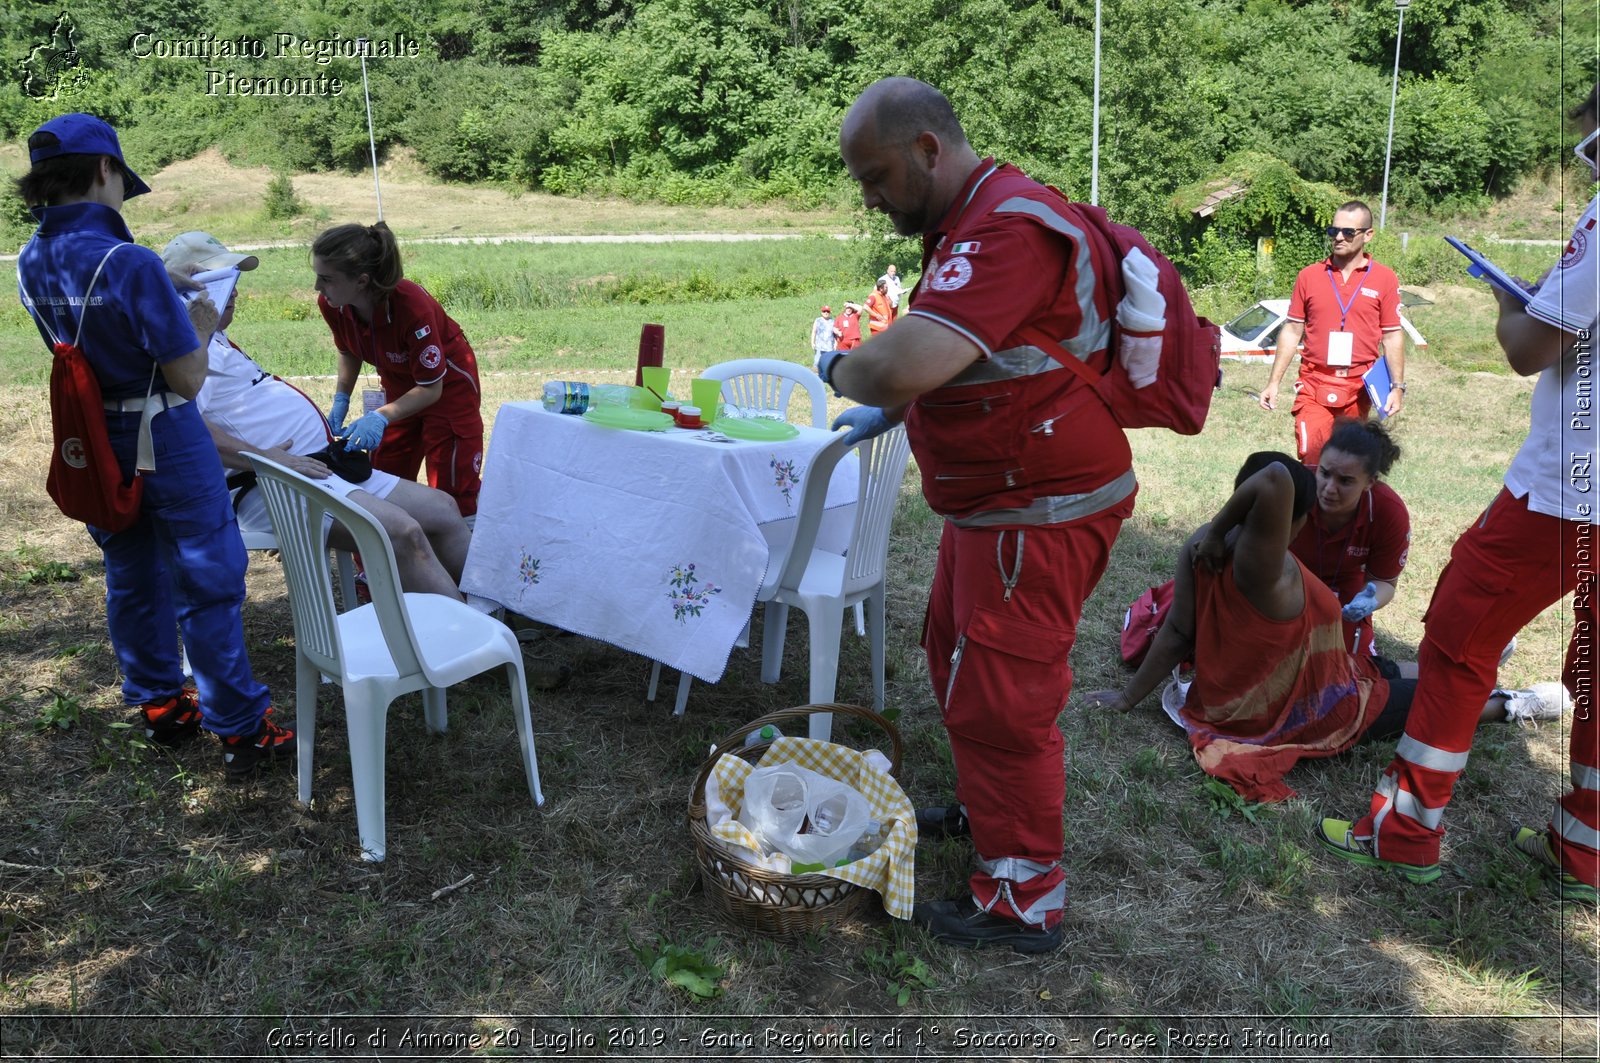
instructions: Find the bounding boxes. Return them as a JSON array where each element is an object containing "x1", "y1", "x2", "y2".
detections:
[{"x1": 462, "y1": 403, "x2": 857, "y2": 682}]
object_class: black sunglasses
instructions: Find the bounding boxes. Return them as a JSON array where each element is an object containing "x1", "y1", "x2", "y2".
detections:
[{"x1": 1326, "y1": 226, "x2": 1369, "y2": 239}]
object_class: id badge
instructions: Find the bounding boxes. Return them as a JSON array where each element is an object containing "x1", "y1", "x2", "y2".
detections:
[
  {"x1": 362, "y1": 389, "x2": 385, "y2": 416},
  {"x1": 1326, "y1": 331, "x2": 1354, "y2": 367}
]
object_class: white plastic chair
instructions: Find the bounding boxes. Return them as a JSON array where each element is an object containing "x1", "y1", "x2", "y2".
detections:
[
  {"x1": 700, "y1": 358, "x2": 866, "y2": 636},
  {"x1": 648, "y1": 426, "x2": 912, "y2": 739},
  {"x1": 246, "y1": 453, "x2": 545, "y2": 862},
  {"x1": 700, "y1": 358, "x2": 827, "y2": 427},
  {"x1": 181, "y1": 531, "x2": 357, "y2": 679},
  {"x1": 760, "y1": 425, "x2": 912, "y2": 741}
]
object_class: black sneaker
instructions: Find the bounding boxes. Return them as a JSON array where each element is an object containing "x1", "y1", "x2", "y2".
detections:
[
  {"x1": 915, "y1": 804, "x2": 970, "y2": 841},
  {"x1": 912, "y1": 896, "x2": 1063, "y2": 954},
  {"x1": 219, "y1": 709, "x2": 296, "y2": 779},
  {"x1": 139, "y1": 688, "x2": 202, "y2": 746}
]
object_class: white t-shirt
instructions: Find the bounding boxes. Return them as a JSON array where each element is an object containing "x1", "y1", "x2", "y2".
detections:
[
  {"x1": 194, "y1": 332, "x2": 329, "y2": 456},
  {"x1": 1504, "y1": 195, "x2": 1599, "y2": 524},
  {"x1": 194, "y1": 331, "x2": 399, "y2": 531}
]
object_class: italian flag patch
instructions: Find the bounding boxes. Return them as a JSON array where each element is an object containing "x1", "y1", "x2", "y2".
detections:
[{"x1": 951, "y1": 241, "x2": 981, "y2": 255}]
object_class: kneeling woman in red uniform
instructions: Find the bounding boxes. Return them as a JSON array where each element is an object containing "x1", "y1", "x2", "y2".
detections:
[
  {"x1": 312, "y1": 222, "x2": 483, "y2": 517},
  {"x1": 1290, "y1": 418, "x2": 1410, "y2": 657}
]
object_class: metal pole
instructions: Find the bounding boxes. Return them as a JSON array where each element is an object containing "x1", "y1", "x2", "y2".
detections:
[
  {"x1": 1378, "y1": 1, "x2": 1409, "y2": 230},
  {"x1": 1090, "y1": 0, "x2": 1102, "y2": 206},
  {"x1": 359, "y1": 38, "x2": 383, "y2": 221}
]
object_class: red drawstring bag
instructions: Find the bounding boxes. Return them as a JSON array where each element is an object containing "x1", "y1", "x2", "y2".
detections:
[
  {"x1": 46, "y1": 338, "x2": 143, "y2": 531},
  {"x1": 22, "y1": 245, "x2": 144, "y2": 531}
]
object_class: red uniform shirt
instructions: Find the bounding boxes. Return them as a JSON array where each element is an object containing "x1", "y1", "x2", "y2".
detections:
[
  {"x1": 1290, "y1": 480, "x2": 1410, "y2": 654},
  {"x1": 318, "y1": 279, "x2": 480, "y2": 403},
  {"x1": 837, "y1": 307, "x2": 862, "y2": 349},
  {"x1": 1287, "y1": 255, "x2": 1400, "y2": 396},
  {"x1": 905, "y1": 160, "x2": 1131, "y2": 513}
]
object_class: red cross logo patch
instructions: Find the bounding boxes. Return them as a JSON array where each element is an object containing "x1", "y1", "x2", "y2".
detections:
[
  {"x1": 61, "y1": 437, "x2": 87, "y2": 469},
  {"x1": 419, "y1": 344, "x2": 443, "y2": 369},
  {"x1": 930, "y1": 255, "x2": 973, "y2": 292}
]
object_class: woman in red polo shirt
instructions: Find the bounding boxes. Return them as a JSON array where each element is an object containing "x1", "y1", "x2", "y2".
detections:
[
  {"x1": 1289, "y1": 418, "x2": 1410, "y2": 656},
  {"x1": 312, "y1": 222, "x2": 484, "y2": 517}
]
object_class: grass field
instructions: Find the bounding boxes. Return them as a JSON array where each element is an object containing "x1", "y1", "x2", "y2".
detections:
[{"x1": 1, "y1": 156, "x2": 1596, "y2": 1060}]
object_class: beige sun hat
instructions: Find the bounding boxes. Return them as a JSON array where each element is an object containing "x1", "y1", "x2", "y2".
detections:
[{"x1": 160, "y1": 231, "x2": 259, "y2": 273}]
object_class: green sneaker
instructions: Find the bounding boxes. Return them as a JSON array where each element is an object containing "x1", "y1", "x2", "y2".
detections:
[
  {"x1": 1510, "y1": 827, "x2": 1598, "y2": 906},
  {"x1": 1316, "y1": 817, "x2": 1442, "y2": 884}
]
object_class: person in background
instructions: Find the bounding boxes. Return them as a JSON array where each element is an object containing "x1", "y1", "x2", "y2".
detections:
[
  {"x1": 161, "y1": 231, "x2": 471, "y2": 600},
  {"x1": 1083, "y1": 455, "x2": 1566, "y2": 807},
  {"x1": 810, "y1": 304, "x2": 839, "y2": 370},
  {"x1": 1290, "y1": 417, "x2": 1409, "y2": 656},
  {"x1": 879, "y1": 263, "x2": 904, "y2": 319},
  {"x1": 1319, "y1": 85, "x2": 1599, "y2": 905},
  {"x1": 14, "y1": 115, "x2": 293, "y2": 778},
  {"x1": 866, "y1": 278, "x2": 893, "y2": 338},
  {"x1": 311, "y1": 222, "x2": 484, "y2": 518},
  {"x1": 836, "y1": 302, "x2": 863, "y2": 351},
  {"x1": 820, "y1": 77, "x2": 1137, "y2": 953},
  {"x1": 1258, "y1": 200, "x2": 1405, "y2": 465}
]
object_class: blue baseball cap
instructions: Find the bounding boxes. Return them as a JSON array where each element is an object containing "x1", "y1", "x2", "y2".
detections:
[{"x1": 28, "y1": 113, "x2": 151, "y2": 198}]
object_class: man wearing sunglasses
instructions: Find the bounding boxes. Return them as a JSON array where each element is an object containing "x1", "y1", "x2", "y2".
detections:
[{"x1": 1259, "y1": 201, "x2": 1405, "y2": 465}]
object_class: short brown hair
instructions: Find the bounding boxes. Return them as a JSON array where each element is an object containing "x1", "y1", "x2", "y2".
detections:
[{"x1": 14, "y1": 153, "x2": 105, "y2": 207}]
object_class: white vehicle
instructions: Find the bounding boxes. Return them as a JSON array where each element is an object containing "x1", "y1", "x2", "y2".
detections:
[{"x1": 1219, "y1": 292, "x2": 1430, "y2": 363}]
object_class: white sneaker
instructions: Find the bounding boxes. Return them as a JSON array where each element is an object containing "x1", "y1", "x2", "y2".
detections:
[{"x1": 1500, "y1": 682, "x2": 1572, "y2": 727}]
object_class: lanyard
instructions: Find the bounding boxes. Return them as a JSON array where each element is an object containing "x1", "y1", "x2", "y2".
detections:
[{"x1": 1326, "y1": 259, "x2": 1372, "y2": 330}]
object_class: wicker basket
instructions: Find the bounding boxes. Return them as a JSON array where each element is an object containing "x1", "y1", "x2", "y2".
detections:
[{"x1": 687, "y1": 702, "x2": 903, "y2": 937}]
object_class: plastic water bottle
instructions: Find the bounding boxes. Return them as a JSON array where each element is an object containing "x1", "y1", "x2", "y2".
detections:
[
  {"x1": 541, "y1": 381, "x2": 632, "y2": 414},
  {"x1": 744, "y1": 724, "x2": 783, "y2": 748}
]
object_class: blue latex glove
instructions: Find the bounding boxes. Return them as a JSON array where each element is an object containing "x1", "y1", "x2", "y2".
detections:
[
  {"x1": 816, "y1": 348, "x2": 848, "y2": 394},
  {"x1": 328, "y1": 391, "x2": 351, "y2": 431},
  {"x1": 338, "y1": 410, "x2": 389, "y2": 452},
  {"x1": 1342, "y1": 581, "x2": 1380, "y2": 623},
  {"x1": 832, "y1": 406, "x2": 892, "y2": 446}
]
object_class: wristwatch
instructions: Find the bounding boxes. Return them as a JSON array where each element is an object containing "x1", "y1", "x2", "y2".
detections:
[{"x1": 1394, "y1": 382, "x2": 1407, "y2": 392}]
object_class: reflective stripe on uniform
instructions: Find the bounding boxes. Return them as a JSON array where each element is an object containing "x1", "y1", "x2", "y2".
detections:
[
  {"x1": 1557, "y1": 807, "x2": 1600, "y2": 850},
  {"x1": 950, "y1": 468, "x2": 1137, "y2": 528},
  {"x1": 991, "y1": 197, "x2": 1110, "y2": 360},
  {"x1": 1573, "y1": 762, "x2": 1600, "y2": 793},
  {"x1": 1376, "y1": 771, "x2": 1446, "y2": 830},
  {"x1": 941, "y1": 343, "x2": 1063, "y2": 386},
  {"x1": 1396, "y1": 733, "x2": 1471, "y2": 774},
  {"x1": 977, "y1": 854, "x2": 1059, "y2": 882}
]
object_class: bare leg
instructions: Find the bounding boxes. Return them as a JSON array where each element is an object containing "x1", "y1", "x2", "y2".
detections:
[
  {"x1": 380, "y1": 480, "x2": 472, "y2": 582},
  {"x1": 331, "y1": 490, "x2": 464, "y2": 600}
]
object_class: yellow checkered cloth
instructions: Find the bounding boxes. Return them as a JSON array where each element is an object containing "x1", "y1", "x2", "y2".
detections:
[{"x1": 708, "y1": 736, "x2": 917, "y2": 919}]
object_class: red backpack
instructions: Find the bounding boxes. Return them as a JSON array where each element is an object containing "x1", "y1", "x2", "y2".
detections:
[
  {"x1": 20, "y1": 246, "x2": 145, "y2": 532},
  {"x1": 1026, "y1": 197, "x2": 1222, "y2": 435}
]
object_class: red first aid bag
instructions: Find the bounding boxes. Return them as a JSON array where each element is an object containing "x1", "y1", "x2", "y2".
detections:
[
  {"x1": 46, "y1": 340, "x2": 142, "y2": 531},
  {"x1": 1120, "y1": 579, "x2": 1175, "y2": 667},
  {"x1": 21, "y1": 245, "x2": 144, "y2": 531},
  {"x1": 1022, "y1": 196, "x2": 1222, "y2": 435}
]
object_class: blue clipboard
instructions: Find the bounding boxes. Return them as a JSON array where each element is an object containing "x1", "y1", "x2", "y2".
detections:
[
  {"x1": 1362, "y1": 357, "x2": 1394, "y2": 420},
  {"x1": 1445, "y1": 237, "x2": 1535, "y2": 305}
]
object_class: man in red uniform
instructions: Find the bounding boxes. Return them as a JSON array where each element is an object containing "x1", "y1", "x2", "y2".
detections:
[
  {"x1": 819, "y1": 77, "x2": 1136, "y2": 952},
  {"x1": 1258, "y1": 202, "x2": 1405, "y2": 465}
]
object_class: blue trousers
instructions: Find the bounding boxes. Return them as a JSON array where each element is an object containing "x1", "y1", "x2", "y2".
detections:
[{"x1": 89, "y1": 400, "x2": 268, "y2": 737}]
